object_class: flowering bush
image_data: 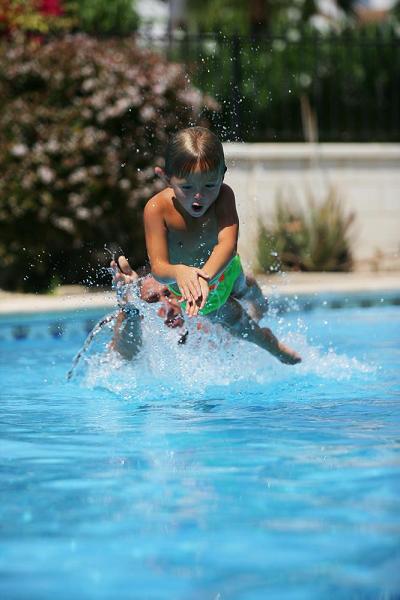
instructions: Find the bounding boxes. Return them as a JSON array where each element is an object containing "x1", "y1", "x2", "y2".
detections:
[
  {"x1": 0, "y1": 34, "x2": 213, "y2": 291},
  {"x1": 0, "y1": 0, "x2": 71, "y2": 34},
  {"x1": 0, "y1": 0, "x2": 137, "y2": 36}
]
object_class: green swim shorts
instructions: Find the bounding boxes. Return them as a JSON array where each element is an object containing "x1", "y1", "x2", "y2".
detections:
[{"x1": 167, "y1": 254, "x2": 243, "y2": 316}]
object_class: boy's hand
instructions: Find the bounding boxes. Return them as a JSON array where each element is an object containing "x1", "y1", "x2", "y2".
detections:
[
  {"x1": 185, "y1": 277, "x2": 209, "y2": 317},
  {"x1": 197, "y1": 276, "x2": 209, "y2": 311},
  {"x1": 111, "y1": 256, "x2": 138, "y2": 287},
  {"x1": 174, "y1": 264, "x2": 209, "y2": 310}
]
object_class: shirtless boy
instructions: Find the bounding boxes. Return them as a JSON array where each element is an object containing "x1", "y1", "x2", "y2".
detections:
[{"x1": 143, "y1": 127, "x2": 301, "y2": 365}]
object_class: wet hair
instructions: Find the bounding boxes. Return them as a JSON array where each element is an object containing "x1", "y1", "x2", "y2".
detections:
[{"x1": 164, "y1": 127, "x2": 225, "y2": 178}]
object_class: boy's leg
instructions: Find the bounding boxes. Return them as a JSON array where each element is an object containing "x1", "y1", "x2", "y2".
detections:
[
  {"x1": 232, "y1": 273, "x2": 269, "y2": 322},
  {"x1": 209, "y1": 298, "x2": 301, "y2": 365},
  {"x1": 111, "y1": 308, "x2": 142, "y2": 360}
]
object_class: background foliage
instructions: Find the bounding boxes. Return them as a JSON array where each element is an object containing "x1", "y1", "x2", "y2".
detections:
[
  {"x1": 0, "y1": 0, "x2": 139, "y2": 35},
  {"x1": 257, "y1": 189, "x2": 354, "y2": 273},
  {"x1": 0, "y1": 2, "x2": 396, "y2": 292},
  {"x1": 162, "y1": 23, "x2": 400, "y2": 143},
  {"x1": 0, "y1": 0, "x2": 72, "y2": 34},
  {"x1": 185, "y1": 0, "x2": 356, "y2": 34},
  {"x1": 72, "y1": 0, "x2": 139, "y2": 36},
  {"x1": 0, "y1": 34, "x2": 212, "y2": 291}
]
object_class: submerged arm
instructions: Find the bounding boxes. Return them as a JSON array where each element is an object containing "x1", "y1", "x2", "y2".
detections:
[
  {"x1": 109, "y1": 259, "x2": 142, "y2": 360},
  {"x1": 111, "y1": 309, "x2": 142, "y2": 361}
]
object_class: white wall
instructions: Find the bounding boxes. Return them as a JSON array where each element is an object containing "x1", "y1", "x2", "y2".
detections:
[{"x1": 223, "y1": 143, "x2": 400, "y2": 272}]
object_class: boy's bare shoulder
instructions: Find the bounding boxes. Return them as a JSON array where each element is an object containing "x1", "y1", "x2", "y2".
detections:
[
  {"x1": 217, "y1": 183, "x2": 235, "y2": 203},
  {"x1": 144, "y1": 187, "x2": 172, "y2": 217},
  {"x1": 215, "y1": 183, "x2": 236, "y2": 212},
  {"x1": 214, "y1": 183, "x2": 238, "y2": 224}
]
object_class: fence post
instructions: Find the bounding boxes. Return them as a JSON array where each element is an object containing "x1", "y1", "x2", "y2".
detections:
[
  {"x1": 231, "y1": 33, "x2": 243, "y2": 141},
  {"x1": 391, "y1": 28, "x2": 400, "y2": 141}
]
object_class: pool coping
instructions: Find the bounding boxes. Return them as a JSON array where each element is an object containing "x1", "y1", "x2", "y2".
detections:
[
  {"x1": 257, "y1": 271, "x2": 400, "y2": 296},
  {"x1": 0, "y1": 272, "x2": 399, "y2": 316}
]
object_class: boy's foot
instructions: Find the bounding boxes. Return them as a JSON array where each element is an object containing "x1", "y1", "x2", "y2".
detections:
[
  {"x1": 259, "y1": 327, "x2": 302, "y2": 365},
  {"x1": 276, "y1": 341, "x2": 302, "y2": 365}
]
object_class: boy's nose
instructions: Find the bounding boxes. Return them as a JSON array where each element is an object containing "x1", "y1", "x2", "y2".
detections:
[{"x1": 194, "y1": 192, "x2": 203, "y2": 199}]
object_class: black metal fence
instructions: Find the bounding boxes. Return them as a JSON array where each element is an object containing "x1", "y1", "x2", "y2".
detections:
[{"x1": 139, "y1": 28, "x2": 400, "y2": 143}]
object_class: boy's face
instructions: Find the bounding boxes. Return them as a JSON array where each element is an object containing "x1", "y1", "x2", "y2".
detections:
[{"x1": 169, "y1": 167, "x2": 225, "y2": 218}]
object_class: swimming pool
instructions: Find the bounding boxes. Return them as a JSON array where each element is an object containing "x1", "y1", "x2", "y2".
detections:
[{"x1": 0, "y1": 296, "x2": 399, "y2": 599}]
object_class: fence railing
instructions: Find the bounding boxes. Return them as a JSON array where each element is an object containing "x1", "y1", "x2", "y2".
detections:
[{"x1": 138, "y1": 28, "x2": 400, "y2": 143}]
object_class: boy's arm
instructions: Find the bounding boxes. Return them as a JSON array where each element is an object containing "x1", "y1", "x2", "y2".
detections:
[
  {"x1": 201, "y1": 184, "x2": 239, "y2": 280},
  {"x1": 143, "y1": 198, "x2": 175, "y2": 283},
  {"x1": 144, "y1": 198, "x2": 208, "y2": 305}
]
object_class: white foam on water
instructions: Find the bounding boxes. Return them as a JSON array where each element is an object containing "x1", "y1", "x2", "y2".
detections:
[{"x1": 76, "y1": 291, "x2": 375, "y2": 401}]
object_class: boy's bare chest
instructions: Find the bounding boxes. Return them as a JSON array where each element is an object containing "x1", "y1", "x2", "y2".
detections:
[{"x1": 166, "y1": 211, "x2": 218, "y2": 265}]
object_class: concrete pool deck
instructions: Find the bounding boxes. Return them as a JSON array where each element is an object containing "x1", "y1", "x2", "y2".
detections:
[{"x1": 0, "y1": 272, "x2": 399, "y2": 315}]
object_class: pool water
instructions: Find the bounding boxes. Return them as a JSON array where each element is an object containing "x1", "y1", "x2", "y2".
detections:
[{"x1": 0, "y1": 302, "x2": 399, "y2": 599}]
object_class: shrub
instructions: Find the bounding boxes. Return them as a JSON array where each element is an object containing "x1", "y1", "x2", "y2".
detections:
[
  {"x1": 0, "y1": 34, "x2": 213, "y2": 291},
  {"x1": 257, "y1": 188, "x2": 354, "y2": 273},
  {"x1": 0, "y1": 1, "x2": 138, "y2": 36},
  {"x1": 0, "y1": 0, "x2": 72, "y2": 35},
  {"x1": 73, "y1": 0, "x2": 139, "y2": 36}
]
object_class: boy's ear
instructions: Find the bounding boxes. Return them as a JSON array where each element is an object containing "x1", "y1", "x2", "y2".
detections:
[
  {"x1": 155, "y1": 166, "x2": 169, "y2": 183},
  {"x1": 222, "y1": 165, "x2": 227, "y2": 179}
]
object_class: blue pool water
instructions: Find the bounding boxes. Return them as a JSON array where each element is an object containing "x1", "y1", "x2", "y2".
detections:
[{"x1": 0, "y1": 299, "x2": 399, "y2": 599}]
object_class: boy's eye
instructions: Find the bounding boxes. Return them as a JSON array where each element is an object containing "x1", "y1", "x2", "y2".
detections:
[
  {"x1": 181, "y1": 185, "x2": 192, "y2": 190},
  {"x1": 205, "y1": 184, "x2": 216, "y2": 188}
]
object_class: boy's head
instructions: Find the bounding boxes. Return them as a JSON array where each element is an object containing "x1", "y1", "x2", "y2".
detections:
[
  {"x1": 165, "y1": 127, "x2": 225, "y2": 178},
  {"x1": 158, "y1": 127, "x2": 226, "y2": 218}
]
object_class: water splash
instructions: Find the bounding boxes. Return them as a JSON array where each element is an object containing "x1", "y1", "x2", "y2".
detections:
[
  {"x1": 74, "y1": 285, "x2": 375, "y2": 401},
  {"x1": 67, "y1": 311, "x2": 118, "y2": 380}
]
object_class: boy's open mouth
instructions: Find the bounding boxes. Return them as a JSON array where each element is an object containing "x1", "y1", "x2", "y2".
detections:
[{"x1": 191, "y1": 202, "x2": 202, "y2": 212}]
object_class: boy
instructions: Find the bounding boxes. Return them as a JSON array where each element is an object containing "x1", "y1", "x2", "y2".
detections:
[{"x1": 144, "y1": 127, "x2": 301, "y2": 365}]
